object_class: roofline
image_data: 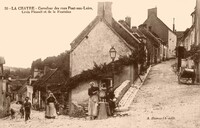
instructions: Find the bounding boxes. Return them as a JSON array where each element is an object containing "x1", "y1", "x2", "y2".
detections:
[
  {"x1": 69, "y1": 17, "x2": 139, "y2": 53},
  {"x1": 140, "y1": 28, "x2": 161, "y2": 46},
  {"x1": 144, "y1": 15, "x2": 176, "y2": 35},
  {"x1": 156, "y1": 16, "x2": 176, "y2": 34},
  {"x1": 117, "y1": 21, "x2": 141, "y2": 44},
  {"x1": 70, "y1": 17, "x2": 100, "y2": 53},
  {"x1": 102, "y1": 18, "x2": 136, "y2": 51},
  {"x1": 31, "y1": 68, "x2": 59, "y2": 87}
]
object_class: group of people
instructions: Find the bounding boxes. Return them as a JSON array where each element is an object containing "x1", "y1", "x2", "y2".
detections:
[
  {"x1": 10, "y1": 97, "x2": 32, "y2": 122},
  {"x1": 88, "y1": 82, "x2": 116, "y2": 120},
  {"x1": 10, "y1": 91, "x2": 58, "y2": 122}
]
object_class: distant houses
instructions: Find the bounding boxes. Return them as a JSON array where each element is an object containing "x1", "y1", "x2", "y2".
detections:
[{"x1": 143, "y1": 7, "x2": 177, "y2": 59}]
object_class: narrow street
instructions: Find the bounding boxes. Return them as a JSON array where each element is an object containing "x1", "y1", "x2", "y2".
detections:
[
  {"x1": 1, "y1": 59, "x2": 200, "y2": 128},
  {"x1": 129, "y1": 59, "x2": 200, "y2": 128}
]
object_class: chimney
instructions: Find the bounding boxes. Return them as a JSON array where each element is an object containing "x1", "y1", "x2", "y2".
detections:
[
  {"x1": 132, "y1": 26, "x2": 137, "y2": 32},
  {"x1": 104, "y1": 2, "x2": 113, "y2": 24},
  {"x1": 97, "y1": 2, "x2": 113, "y2": 25},
  {"x1": 125, "y1": 16, "x2": 131, "y2": 28},
  {"x1": 97, "y1": 2, "x2": 104, "y2": 17},
  {"x1": 173, "y1": 18, "x2": 175, "y2": 32},
  {"x1": 148, "y1": 7, "x2": 157, "y2": 18}
]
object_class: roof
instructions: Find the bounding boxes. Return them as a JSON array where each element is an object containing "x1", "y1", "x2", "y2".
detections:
[
  {"x1": 32, "y1": 68, "x2": 58, "y2": 89},
  {"x1": 176, "y1": 31, "x2": 184, "y2": 40},
  {"x1": 139, "y1": 27, "x2": 162, "y2": 47},
  {"x1": 118, "y1": 20, "x2": 146, "y2": 40},
  {"x1": 144, "y1": 15, "x2": 176, "y2": 35},
  {"x1": 32, "y1": 67, "x2": 67, "y2": 92},
  {"x1": 111, "y1": 18, "x2": 141, "y2": 49},
  {"x1": 10, "y1": 79, "x2": 27, "y2": 92},
  {"x1": 70, "y1": 16, "x2": 141, "y2": 52}
]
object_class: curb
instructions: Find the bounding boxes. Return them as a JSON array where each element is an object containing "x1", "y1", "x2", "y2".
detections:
[{"x1": 116, "y1": 65, "x2": 152, "y2": 112}]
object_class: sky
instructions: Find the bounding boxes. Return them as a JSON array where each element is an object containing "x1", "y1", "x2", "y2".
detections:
[{"x1": 0, "y1": 0, "x2": 196, "y2": 68}]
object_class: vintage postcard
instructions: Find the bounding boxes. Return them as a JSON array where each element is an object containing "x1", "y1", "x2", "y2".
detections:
[{"x1": 0, "y1": 0, "x2": 200, "y2": 128}]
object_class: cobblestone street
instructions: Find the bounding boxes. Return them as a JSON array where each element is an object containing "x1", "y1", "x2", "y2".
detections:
[{"x1": 1, "y1": 60, "x2": 200, "y2": 128}]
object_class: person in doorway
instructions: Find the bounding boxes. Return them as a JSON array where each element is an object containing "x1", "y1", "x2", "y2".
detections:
[
  {"x1": 46, "y1": 92, "x2": 57, "y2": 119},
  {"x1": 24, "y1": 97, "x2": 32, "y2": 122},
  {"x1": 88, "y1": 82, "x2": 99, "y2": 120}
]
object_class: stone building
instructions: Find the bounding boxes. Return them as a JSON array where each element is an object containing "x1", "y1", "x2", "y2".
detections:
[
  {"x1": 138, "y1": 24, "x2": 165, "y2": 64},
  {"x1": 68, "y1": 2, "x2": 142, "y2": 115},
  {"x1": 144, "y1": 7, "x2": 177, "y2": 59}
]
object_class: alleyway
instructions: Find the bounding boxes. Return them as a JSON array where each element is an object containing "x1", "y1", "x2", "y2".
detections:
[{"x1": 1, "y1": 60, "x2": 200, "y2": 128}]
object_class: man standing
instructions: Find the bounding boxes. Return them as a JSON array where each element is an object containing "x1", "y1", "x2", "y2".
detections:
[{"x1": 24, "y1": 97, "x2": 31, "y2": 122}]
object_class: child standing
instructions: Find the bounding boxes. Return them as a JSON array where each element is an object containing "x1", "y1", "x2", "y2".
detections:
[{"x1": 24, "y1": 97, "x2": 31, "y2": 122}]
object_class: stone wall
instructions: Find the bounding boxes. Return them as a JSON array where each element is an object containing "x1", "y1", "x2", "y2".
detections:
[{"x1": 70, "y1": 21, "x2": 132, "y2": 77}]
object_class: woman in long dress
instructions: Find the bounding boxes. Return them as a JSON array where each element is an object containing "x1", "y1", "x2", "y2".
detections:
[
  {"x1": 46, "y1": 93, "x2": 57, "y2": 119},
  {"x1": 88, "y1": 82, "x2": 99, "y2": 120}
]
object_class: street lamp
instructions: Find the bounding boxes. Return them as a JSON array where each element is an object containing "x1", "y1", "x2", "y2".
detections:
[
  {"x1": 109, "y1": 46, "x2": 116, "y2": 88},
  {"x1": 109, "y1": 46, "x2": 117, "y2": 62}
]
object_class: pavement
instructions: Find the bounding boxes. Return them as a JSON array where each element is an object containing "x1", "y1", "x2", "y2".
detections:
[{"x1": 1, "y1": 59, "x2": 200, "y2": 128}]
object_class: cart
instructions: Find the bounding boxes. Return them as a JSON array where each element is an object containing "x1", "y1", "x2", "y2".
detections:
[{"x1": 178, "y1": 59, "x2": 195, "y2": 84}]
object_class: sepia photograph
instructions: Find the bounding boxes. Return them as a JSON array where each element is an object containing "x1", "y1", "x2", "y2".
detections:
[{"x1": 0, "y1": 0, "x2": 200, "y2": 127}]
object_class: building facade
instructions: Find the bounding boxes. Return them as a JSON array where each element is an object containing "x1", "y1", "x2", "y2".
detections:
[
  {"x1": 69, "y1": 2, "x2": 141, "y2": 115},
  {"x1": 144, "y1": 7, "x2": 177, "y2": 59}
]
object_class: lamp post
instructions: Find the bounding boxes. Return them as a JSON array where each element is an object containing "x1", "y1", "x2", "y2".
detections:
[{"x1": 109, "y1": 46, "x2": 116, "y2": 88}]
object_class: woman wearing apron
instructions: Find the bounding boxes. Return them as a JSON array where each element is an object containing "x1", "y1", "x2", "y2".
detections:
[{"x1": 46, "y1": 93, "x2": 57, "y2": 119}]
